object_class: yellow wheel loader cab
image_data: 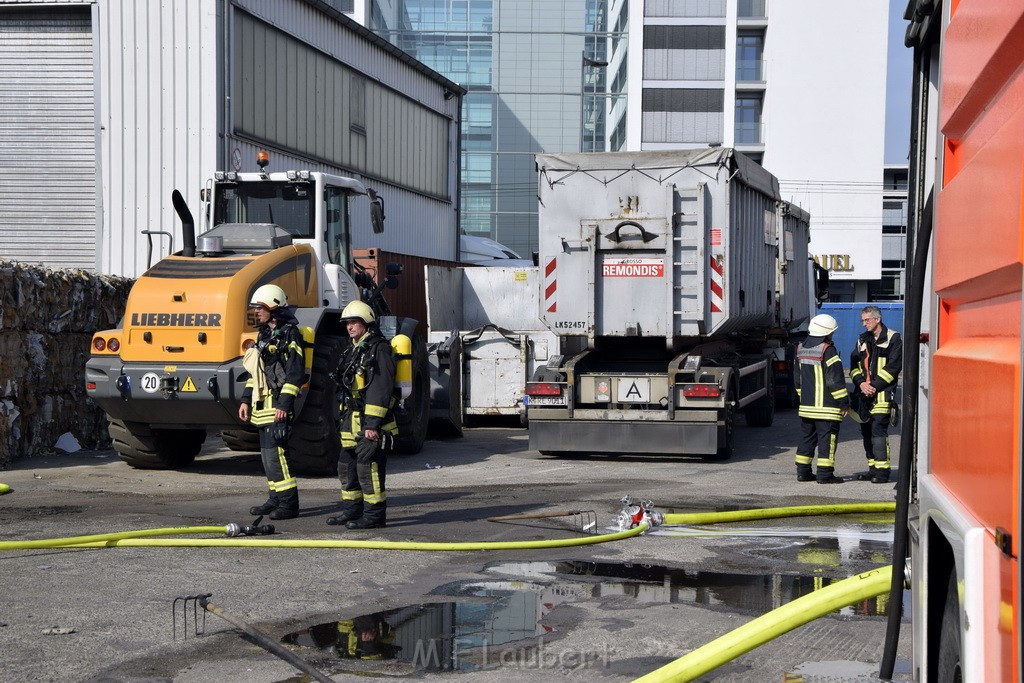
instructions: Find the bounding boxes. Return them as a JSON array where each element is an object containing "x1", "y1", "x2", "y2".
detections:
[{"x1": 85, "y1": 155, "x2": 431, "y2": 472}]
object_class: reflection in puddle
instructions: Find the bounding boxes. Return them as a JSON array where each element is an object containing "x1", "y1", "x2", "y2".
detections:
[
  {"x1": 480, "y1": 557, "x2": 901, "y2": 618},
  {"x1": 283, "y1": 588, "x2": 557, "y2": 673},
  {"x1": 283, "y1": 549, "x2": 904, "y2": 675}
]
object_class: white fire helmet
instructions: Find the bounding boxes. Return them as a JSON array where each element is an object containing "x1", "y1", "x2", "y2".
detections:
[
  {"x1": 341, "y1": 300, "x2": 375, "y2": 325},
  {"x1": 808, "y1": 313, "x2": 839, "y2": 337},
  {"x1": 249, "y1": 284, "x2": 288, "y2": 310}
]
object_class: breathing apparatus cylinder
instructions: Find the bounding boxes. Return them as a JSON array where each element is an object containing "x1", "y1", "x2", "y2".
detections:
[
  {"x1": 390, "y1": 334, "x2": 413, "y2": 401},
  {"x1": 299, "y1": 326, "x2": 315, "y2": 375}
]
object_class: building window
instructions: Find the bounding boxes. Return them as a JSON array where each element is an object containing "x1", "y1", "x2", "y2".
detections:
[
  {"x1": 350, "y1": 75, "x2": 366, "y2": 134},
  {"x1": 736, "y1": 31, "x2": 764, "y2": 81},
  {"x1": 735, "y1": 94, "x2": 762, "y2": 144},
  {"x1": 644, "y1": 0, "x2": 726, "y2": 18},
  {"x1": 737, "y1": 0, "x2": 767, "y2": 19}
]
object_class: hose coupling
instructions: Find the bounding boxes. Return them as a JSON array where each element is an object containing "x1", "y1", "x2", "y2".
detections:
[
  {"x1": 225, "y1": 519, "x2": 276, "y2": 537},
  {"x1": 617, "y1": 496, "x2": 664, "y2": 531}
]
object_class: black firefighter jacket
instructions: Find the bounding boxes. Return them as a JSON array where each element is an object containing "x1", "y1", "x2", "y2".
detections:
[
  {"x1": 795, "y1": 336, "x2": 850, "y2": 422},
  {"x1": 850, "y1": 323, "x2": 902, "y2": 416}
]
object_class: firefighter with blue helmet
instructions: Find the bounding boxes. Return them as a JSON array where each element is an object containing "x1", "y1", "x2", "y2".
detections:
[
  {"x1": 794, "y1": 313, "x2": 850, "y2": 484},
  {"x1": 239, "y1": 284, "x2": 305, "y2": 520},
  {"x1": 327, "y1": 300, "x2": 398, "y2": 529}
]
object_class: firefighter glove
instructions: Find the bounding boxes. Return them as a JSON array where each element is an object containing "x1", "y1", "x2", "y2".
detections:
[
  {"x1": 354, "y1": 436, "x2": 380, "y2": 463},
  {"x1": 270, "y1": 420, "x2": 290, "y2": 447}
]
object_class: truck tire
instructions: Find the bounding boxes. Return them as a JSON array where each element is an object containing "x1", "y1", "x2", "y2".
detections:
[
  {"x1": 706, "y1": 390, "x2": 735, "y2": 460},
  {"x1": 394, "y1": 335, "x2": 430, "y2": 454},
  {"x1": 109, "y1": 418, "x2": 205, "y2": 469},
  {"x1": 288, "y1": 334, "x2": 344, "y2": 476},
  {"x1": 744, "y1": 382, "x2": 775, "y2": 428},
  {"x1": 220, "y1": 429, "x2": 260, "y2": 452},
  {"x1": 936, "y1": 573, "x2": 963, "y2": 683}
]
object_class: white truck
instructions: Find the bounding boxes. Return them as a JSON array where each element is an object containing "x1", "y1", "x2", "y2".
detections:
[
  {"x1": 524, "y1": 149, "x2": 822, "y2": 458},
  {"x1": 425, "y1": 264, "x2": 556, "y2": 432}
]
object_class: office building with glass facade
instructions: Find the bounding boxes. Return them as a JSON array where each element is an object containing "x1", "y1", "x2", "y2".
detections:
[
  {"x1": 363, "y1": 0, "x2": 892, "y2": 299},
  {"x1": 366, "y1": 0, "x2": 621, "y2": 258}
]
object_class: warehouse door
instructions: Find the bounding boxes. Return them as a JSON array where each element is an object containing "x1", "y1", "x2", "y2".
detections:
[{"x1": 0, "y1": 6, "x2": 96, "y2": 269}]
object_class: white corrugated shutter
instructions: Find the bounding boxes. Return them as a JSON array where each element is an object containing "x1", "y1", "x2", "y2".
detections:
[{"x1": 0, "y1": 6, "x2": 96, "y2": 269}]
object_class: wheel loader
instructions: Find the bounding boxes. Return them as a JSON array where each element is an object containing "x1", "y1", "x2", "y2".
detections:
[{"x1": 85, "y1": 153, "x2": 430, "y2": 474}]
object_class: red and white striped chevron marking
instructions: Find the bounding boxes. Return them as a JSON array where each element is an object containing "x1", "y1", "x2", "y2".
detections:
[
  {"x1": 544, "y1": 257, "x2": 557, "y2": 313},
  {"x1": 709, "y1": 256, "x2": 724, "y2": 313}
]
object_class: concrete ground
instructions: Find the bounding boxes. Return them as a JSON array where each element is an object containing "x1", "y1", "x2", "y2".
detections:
[{"x1": 0, "y1": 408, "x2": 913, "y2": 683}]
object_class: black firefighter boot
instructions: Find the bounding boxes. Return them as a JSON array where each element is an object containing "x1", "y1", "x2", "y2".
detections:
[
  {"x1": 268, "y1": 491, "x2": 299, "y2": 520},
  {"x1": 346, "y1": 502, "x2": 386, "y2": 529},
  {"x1": 249, "y1": 496, "x2": 279, "y2": 516},
  {"x1": 856, "y1": 466, "x2": 878, "y2": 481},
  {"x1": 796, "y1": 465, "x2": 815, "y2": 482},
  {"x1": 817, "y1": 467, "x2": 844, "y2": 484},
  {"x1": 327, "y1": 502, "x2": 363, "y2": 526}
]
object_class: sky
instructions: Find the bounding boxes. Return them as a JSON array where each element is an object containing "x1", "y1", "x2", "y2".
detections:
[{"x1": 885, "y1": 0, "x2": 913, "y2": 165}]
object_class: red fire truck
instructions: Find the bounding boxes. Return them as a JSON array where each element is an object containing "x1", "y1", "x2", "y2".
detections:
[{"x1": 896, "y1": 1, "x2": 1022, "y2": 680}]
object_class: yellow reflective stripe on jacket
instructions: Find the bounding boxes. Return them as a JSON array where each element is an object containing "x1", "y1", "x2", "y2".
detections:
[
  {"x1": 814, "y1": 365, "x2": 824, "y2": 406},
  {"x1": 831, "y1": 388, "x2": 849, "y2": 400},
  {"x1": 798, "y1": 406, "x2": 844, "y2": 420},
  {"x1": 364, "y1": 404, "x2": 388, "y2": 419},
  {"x1": 825, "y1": 355, "x2": 842, "y2": 367},
  {"x1": 878, "y1": 366, "x2": 895, "y2": 383},
  {"x1": 280, "y1": 383, "x2": 300, "y2": 397}
]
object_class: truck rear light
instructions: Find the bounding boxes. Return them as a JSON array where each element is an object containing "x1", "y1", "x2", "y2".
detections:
[
  {"x1": 107, "y1": 337, "x2": 120, "y2": 352},
  {"x1": 93, "y1": 337, "x2": 106, "y2": 352},
  {"x1": 682, "y1": 384, "x2": 720, "y2": 398},
  {"x1": 242, "y1": 338, "x2": 255, "y2": 352},
  {"x1": 526, "y1": 382, "x2": 562, "y2": 396},
  {"x1": 773, "y1": 360, "x2": 789, "y2": 372},
  {"x1": 86, "y1": 382, "x2": 96, "y2": 390}
]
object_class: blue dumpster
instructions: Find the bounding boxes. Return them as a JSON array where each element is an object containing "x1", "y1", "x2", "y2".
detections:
[{"x1": 819, "y1": 302, "x2": 904, "y2": 361}]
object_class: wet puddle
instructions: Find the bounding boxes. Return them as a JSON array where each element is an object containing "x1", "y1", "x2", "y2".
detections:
[{"x1": 282, "y1": 553, "x2": 906, "y2": 675}]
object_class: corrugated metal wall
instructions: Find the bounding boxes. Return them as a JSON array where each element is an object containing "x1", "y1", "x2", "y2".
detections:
[
  {"x1": 0, "y1": 0, "x2": 460, "y2": 276},
  {"x1": 95, "y1": 0, "x2": 221, "y2": 277},
  {"x1": 234, "y1": 0, "x2": 460, "y2": 261},
  {"x1": 0, "y1": 5, "x2": 96, "y2": 269}
]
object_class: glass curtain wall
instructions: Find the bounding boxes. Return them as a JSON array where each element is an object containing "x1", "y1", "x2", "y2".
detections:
[{"x1": 370, "y1": 0, "x2": 623, "y2": 257}]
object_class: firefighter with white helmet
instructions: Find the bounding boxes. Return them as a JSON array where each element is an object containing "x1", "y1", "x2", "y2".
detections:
[
  {"x1": 327, "y1": 299, "x2": 398, "y2": 529},
  {"x1": 239, "y1": 283, "x2": 306, "y2": 519},
  {"x1": 794, "y1": 313, "x2": 850, "y2": 483}
]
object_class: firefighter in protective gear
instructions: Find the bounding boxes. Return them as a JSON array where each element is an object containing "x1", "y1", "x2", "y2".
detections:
[
  {"x1": 239, "y1": 284, "x2": 305, "y2": 520},
  {"x1": 327, "y1": 300, "x2": 398, "y2": 529},
  {"x1": 849, "y1": 305, "x2": 902, "y2": 483},
  {"x1": 334, "y1": 615, "x2": 399, "y2": 659},
  {"x1": 794, "y1": 314, "x2": 850, "y2": 484}
]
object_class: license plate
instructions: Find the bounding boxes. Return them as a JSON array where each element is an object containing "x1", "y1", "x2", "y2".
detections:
[{"x1": 527, "y1": 396, "x2": 565, "y2": 406}]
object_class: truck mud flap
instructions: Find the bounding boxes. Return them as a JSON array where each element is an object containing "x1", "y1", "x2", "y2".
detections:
[{"x1": 427, "y1": 333, "x2": 463, "y2": 436}]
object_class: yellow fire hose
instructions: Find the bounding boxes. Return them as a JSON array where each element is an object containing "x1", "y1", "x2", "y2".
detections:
[
  {"x1": 663, "y1": 502, "x2": 895, "y2": 526},
  {"x1": 0, "y1": 500, "x2": 897, "y2": 681},
  {"x1": 0, "y1": 483, "x2": 11, "y2": 495},
  {"x1": 0, "y1": 523, "x2": 646, "y2": 552},
  {"x1": 632, "y1": 565, "x2": 893, "y2": 683}
]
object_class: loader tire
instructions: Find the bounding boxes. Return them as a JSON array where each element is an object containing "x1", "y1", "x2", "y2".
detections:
[
  {"x1": 109, "y1": 418, "x2": 205, "y2": 469},
  {"x1": 394, "y1": 335, "x2": 430, "y2": 455},
  {"x1": 220, "y1": 429, "x2": 260, "y2": 452},
  {"x1": 288, "y1": 334, "x2": 344, "y2": 476}
]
